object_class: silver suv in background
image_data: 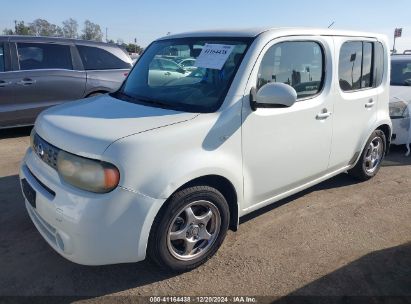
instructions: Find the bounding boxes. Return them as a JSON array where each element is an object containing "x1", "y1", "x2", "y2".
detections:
[{"x1": 0, "y1": 36, "x2": 132, "y2": 128}]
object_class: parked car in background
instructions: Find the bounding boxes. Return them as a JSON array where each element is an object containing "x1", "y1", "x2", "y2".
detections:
[
  {"x1": 20, "y1": 28, "x2": 391, "y2": 272},
  {"x1": 130, "y1": 53, "x2": 140, "y2": 65},
  {"x1": 0, "y1": 36, "x2": 132, "y2": 128},
  {"x1": 179, "y1": 58, "x2": 197, "y2": 72},
  {"x1": 148, "y1": 57, "x2": 189, "y2": 86},
  {"x1": 389, "y1": 53, "x2": 411, "y2": 155}
]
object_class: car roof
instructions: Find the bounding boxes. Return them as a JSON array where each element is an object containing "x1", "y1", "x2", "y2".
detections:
[
  {"x1": 0, "y1": 35, "x2": 121, "y2": 48},
  {"x1": 158, "y1": 27, "x2": 386, "y2": 41}
]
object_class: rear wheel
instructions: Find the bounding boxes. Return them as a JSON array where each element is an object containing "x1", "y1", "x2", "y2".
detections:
[
  {"x1": 148, "y1": 186, "x2": 229, "y2": 272},
  {"x1": 348, "y1": 130, "x2": 386, "y2": 181}
]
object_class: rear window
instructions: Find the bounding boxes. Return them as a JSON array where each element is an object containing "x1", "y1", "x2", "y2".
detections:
[
  {"x1": 17, "y1": 42, "x2": 73, "y2": 70},
  {"x1": 77, "y1": 45, "x2": 131, "y2": 70},
  {"x1": 0, "y1": 44, "x2": 4, "y2": 72},
  {"x1": 391, "y1": 59, "x2": 411, "y2": 86}
]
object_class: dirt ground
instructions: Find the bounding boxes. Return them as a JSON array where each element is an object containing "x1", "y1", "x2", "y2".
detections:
[{"x1": 0, "y1": 127, "x2": 410, "y2": 302}]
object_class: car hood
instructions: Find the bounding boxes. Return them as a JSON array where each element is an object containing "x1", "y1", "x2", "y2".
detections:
[
  {"x1": 35, "y1": 95, "x2": 199, "y2": 159},
  {"x1": 390, "y1": 85, "x2": 411, "y2": 104}
]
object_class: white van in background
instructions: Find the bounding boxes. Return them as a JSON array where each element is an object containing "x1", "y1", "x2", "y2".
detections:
[
  {"x1": 389, "y1": 53, "x2": 411, "y2": 155},
  {"x1": 20, "y1": 28, "x2": 391, "y2": 272}
]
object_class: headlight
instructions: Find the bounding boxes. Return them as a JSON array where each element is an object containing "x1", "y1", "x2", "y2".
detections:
[
  {"x1": 389, "y1": 100, "x2": 409, "y2": 118},
  {"x1": 57, "y1": 150, "x2": 120, "y2": 193}
]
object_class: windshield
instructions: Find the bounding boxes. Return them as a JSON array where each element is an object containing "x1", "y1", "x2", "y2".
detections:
[
  {"x1": 391, "y1": 60, "x2": 411, "y2": 86},
  {"x1": 114, "y1": 37, "x2": 251, "y2": 112}
]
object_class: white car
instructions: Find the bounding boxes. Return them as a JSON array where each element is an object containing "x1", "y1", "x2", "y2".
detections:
[
  {"x1": 148, "y1": 57, "x2": 189, "y2": 86},
  {"x1": 179, "y1": 58, "x2": 197, "y2": 72},
  {"x1": 20, "y1": 28, "x2": 391, "y2": 271},
  {"x1": 389, "y1": 54, "x2": 411, "y2": 155}
]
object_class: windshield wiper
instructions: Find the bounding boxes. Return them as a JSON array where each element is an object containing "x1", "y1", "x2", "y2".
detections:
[
  {"x1": 136, "y1": 97, "x2": 173, "y2": 108},
  {"x1": 112, "y1": 92, "x2": 169, "y2": 106},
  {"x1": 110, "y1": 91, "x2": 136, "y2": 102},
  {"x1": 112, "y1": 91, "x2": 183, "y2": 110}
]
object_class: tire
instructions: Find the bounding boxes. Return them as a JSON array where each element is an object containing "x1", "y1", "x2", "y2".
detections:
[
  {"x1": 348, "y1": 130, "x2": 386, "y2": 181},
  {"x1": 148, "y1": 186, "x2": 230, "y2": 272}
]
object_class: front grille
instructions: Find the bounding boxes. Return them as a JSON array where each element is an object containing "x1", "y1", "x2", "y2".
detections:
[{"x1": 32, "y1": 133, "x2": 61, "y2": 170}]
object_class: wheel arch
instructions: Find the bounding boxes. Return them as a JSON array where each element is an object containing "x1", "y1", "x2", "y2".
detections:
[
  {"x1": 159, "y1": 175, "x2": 239, "y2": 231},
  {"x1": 376, "y1": 123, "x2": 392, "y2": 154},
  {"x1": 351, "y1": 123, "x2": 392, "y2": 167},
  {"x1": 85, "y1": 90, "x2": 109, "y2": 97}
]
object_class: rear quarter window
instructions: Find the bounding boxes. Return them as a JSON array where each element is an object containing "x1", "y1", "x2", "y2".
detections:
[
  {"x1": 77, "y1": 45, "x2": 131, "y2": 70},
  {"x1": 374, "y1": 42, "x2": 384, "y2": 87}
]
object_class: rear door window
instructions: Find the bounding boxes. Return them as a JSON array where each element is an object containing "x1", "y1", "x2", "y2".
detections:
[
  {"x1": 77, "y1": 45, "x2": 131, "y2": 70},
  {"x1": 339, "y1": 41, "x2": 382, "y2": 91},
  {"x1": 0, "y1": 44, "x2": 4, "y2": 72},
  {"x1": 17, "y1": 42, "x2": 73, "y2": 70},
  {"x1": 339, "y1": 42, "x2": 363, "y2": 91}
]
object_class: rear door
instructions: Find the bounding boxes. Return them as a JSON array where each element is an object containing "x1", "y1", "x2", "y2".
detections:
[
  {"x1": 7, "y1": 40, "x2": 86, "y2": 125},
  {"x1": 76, "y1": 44, "x2": 131, "y2": 94},
  {"x1": 328, "y1": 39, "x2": 381, "y2": 169}
]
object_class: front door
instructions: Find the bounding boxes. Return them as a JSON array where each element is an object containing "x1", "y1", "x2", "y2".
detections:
[
  {"x1": 242, "y1": 37, "x2": 334, "y2": 210},
  {"x1": 0, "y1": 40, "x2": 19, "y2": 127}
]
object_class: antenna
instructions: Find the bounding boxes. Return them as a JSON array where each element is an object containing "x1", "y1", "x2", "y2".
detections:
[{"x1": 328, "y1": 21, "x2": 335, "y2": 29}]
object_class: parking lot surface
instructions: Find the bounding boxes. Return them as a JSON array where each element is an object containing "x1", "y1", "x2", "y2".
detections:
[{"x1": 0, "y1": 127, "x2": 410, "y2": 300}]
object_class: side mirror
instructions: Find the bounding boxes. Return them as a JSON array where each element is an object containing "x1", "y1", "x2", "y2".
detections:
[{"x1": 250, "y1": 83, "x2": 297, "y2": 111}]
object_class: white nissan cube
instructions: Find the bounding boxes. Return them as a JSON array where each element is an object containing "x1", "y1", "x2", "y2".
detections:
[{"x1": 20, "y1": 28, "x2": 391, "y2": 271}]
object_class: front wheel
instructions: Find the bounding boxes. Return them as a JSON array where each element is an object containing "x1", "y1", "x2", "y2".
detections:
[
  {"x1": 348, "y1": 130, "x2": 386, "y2": 181},
  {"x1": 148, "y1": 186, "x2": 230, "y2": 272}
]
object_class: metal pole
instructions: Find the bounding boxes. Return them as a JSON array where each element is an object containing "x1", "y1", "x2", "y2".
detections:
[
  {"x1": 393, "y1": 36, "x2": 396, "y2": 53},
  {"x1": 392, "y1": 29, "x2": 397, "y2": 54}
]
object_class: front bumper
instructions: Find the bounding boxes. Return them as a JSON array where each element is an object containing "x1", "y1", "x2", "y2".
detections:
[{"x1": 19, "y1": 148, "x2": 165, "y2": 265}]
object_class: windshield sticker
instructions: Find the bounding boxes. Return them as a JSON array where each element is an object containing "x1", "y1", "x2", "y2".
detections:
[{"x1": 194, "y1": 44, "x2": 235, "y2": 70}]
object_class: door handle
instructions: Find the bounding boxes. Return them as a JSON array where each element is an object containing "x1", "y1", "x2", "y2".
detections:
[
  {"x1": 0, "y1": 81, "x2": 11, "y2": 87},
  {"x1": 17, "y1": 78, "x2": 36, "y2": 86},
  {"x1": 316, "y1": 110, "x2": 332, "y2": 120},
  {"x1": 365, "y1": 99, "x2": 375, "y2": 108},
  {"x1": 164, "y1": 72, "x2": 171, "y2": 76}
]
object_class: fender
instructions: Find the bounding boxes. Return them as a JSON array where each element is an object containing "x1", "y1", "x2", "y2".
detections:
[{"x1": 350, "y1": 118, "x2": 392, "y2": 168}]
